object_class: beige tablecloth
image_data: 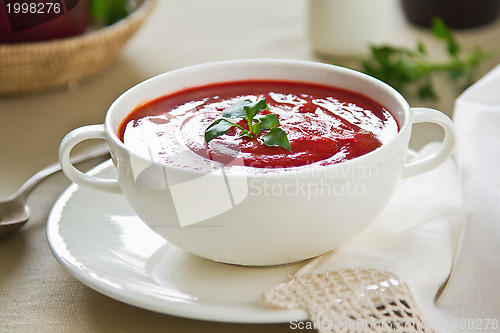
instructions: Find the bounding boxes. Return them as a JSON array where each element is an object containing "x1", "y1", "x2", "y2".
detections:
[{"x1": 2, "y1": 1, "x2": 500, "y2": 332}]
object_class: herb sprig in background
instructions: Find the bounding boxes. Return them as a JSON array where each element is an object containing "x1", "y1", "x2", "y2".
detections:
[{"x1": 357, "y1": 18, "x2": 491, "y2": 99}]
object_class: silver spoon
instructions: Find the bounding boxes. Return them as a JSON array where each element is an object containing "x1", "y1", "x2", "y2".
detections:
[{"x1": 0, "y1": 143, "x2": 110, "y2": 238}]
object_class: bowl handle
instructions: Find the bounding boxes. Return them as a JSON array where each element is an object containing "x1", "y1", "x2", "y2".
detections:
[
  {"x1": 59, "y1": 125, "x2": 122, "y2": 194},
  {"x1": 402, "y1": 108, "x2": 456, "y2": 178}
]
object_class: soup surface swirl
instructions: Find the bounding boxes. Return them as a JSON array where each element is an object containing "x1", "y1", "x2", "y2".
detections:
[{"x1": 118, "y1": 80, "x2": 399, "y2": 170}]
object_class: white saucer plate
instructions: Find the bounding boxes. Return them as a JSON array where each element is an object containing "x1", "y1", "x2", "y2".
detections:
[{"x1": 46, "y1": 160, "x2": 309, "y2": 323}]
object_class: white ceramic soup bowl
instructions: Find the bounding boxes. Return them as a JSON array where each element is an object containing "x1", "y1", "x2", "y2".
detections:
[{"x1": 59, "y1": 59, "x2": 455, "y2": 266}]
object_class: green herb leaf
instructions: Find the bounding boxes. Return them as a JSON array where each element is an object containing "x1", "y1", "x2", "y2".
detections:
[
  {"x1": 417, "y1": 41, "x2": 427, "y2": 55},
  {"x1": 431, "y1": 17, "x2": 460, "y2": 57},
  {"x1": 431, "y1": 17, "x2": 453, "y2": 40},
  {"x1": 253, "y1": 114, "x2": 280, "y2": 136},
  {"x1": 91, "y1": 0, "x2": 130, "y2": 26},
  {"x1": 262, "y1": 128, "x2": 291, "y2": 151},
  {"x1": 222, "y1": 99, "x2": 252, "y2": 119},
  {"x1": 205, "y1": 119, "x2": 240, "y2": 143},
  {"x1": 243, "y1": 99, "x2": 269, "y2": 133},
  {"x1": 418, "y1": 79, "x2": 437, "y2": 99},
  {"x1": 239, "y1": 131, "x2": 254, "y2": 138}
]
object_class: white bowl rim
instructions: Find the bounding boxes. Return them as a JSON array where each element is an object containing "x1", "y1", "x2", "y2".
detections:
[{"x1": 105, "y1": 58, "x2": 412, "y2": 177}]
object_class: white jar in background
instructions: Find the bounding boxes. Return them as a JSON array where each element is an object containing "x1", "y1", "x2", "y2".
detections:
[{"x1": 308, "y1": 0, "x2": 404, "y2": 56}]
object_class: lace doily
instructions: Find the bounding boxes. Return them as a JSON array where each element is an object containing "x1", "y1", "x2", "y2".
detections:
[{"x1": 263, "y1": 269, "x2": 433, "y2": 332}]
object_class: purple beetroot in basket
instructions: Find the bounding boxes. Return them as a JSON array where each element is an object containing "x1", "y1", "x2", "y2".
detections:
[{"x1": 0, "y1": 0, "x2": 89, "y2": 44}]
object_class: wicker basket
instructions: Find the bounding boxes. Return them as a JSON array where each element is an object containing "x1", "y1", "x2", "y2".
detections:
[{"x1": 0, "y1": 0, "x2": 156, "y2": 95}]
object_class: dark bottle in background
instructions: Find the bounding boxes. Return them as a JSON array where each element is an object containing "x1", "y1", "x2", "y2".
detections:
[{"x1": 401, "y1": 0, "x2": 500, "y2": 29}]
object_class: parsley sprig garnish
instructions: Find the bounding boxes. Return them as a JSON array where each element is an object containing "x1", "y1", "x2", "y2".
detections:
[
  {"x1": 204, "y1": 98, "x2": 291, "y2": 151},
  {"x1": 358, "y1": 18, "x2": 491, "y2": 99}
]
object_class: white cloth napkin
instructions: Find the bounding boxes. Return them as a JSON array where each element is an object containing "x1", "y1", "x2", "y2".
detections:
[
  {"x1": 436, "y1": 64, "x2": 500, "y2": 331},
  {"x1": 264, "y1": 144, "x2": 465, "y2": 331},
  {"x1": 264, "y1": 65, "x2": 500, "y2": 332}
]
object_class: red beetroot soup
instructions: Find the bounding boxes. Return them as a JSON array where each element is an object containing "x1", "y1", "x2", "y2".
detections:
[{"x1": 118, "y1": 80, "x2": 399, "y2": 169}]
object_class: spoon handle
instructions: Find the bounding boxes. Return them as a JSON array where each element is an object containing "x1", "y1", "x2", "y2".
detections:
[{"x1": 14, "y1": 143, "x2": 110, "y2": 200}]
